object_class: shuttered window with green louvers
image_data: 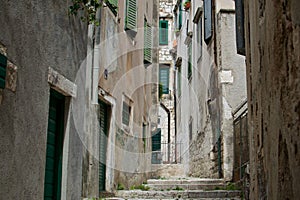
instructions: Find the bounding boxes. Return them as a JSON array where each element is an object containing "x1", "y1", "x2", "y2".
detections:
[
  {"x1": 0, "y1": 53, "x2": 7, "y2": 89},
  {"x1": 159, "y1": 67, "x2": 169, "y2": 94},
  {"x1": 106, "y1": 0, "x2": 118, "y2": 16},
  {"x1": 178, "y1": 2, "x2": 182, "y2": 29},
  {"x1": 125, "y1": 0, "x2": 137, "y2": 32},
  {"x1": 159, "y1": 20, "x2": 168, "y2": 45},
  {"x1": 144, "y1": 20, "x2": 152, "y2": 64}
]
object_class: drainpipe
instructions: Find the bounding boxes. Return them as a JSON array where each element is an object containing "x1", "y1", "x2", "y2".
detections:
[
  {"x1": 174, "y1": 84, "x2": 177, "y2": 163},
  {"x1": 92, "y1": 8, "x2": 101, "y2": 104},
  {"x1": 160, "y1": 102, "x2": 170, "y2": 163}
]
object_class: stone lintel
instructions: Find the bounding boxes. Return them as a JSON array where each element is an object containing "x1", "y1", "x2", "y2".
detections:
[{"x1": 48, "y1": 67, "x2": 77, "y2": 97}]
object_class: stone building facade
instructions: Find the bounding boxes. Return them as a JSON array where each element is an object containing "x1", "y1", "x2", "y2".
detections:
[
  {"x1": 174, "y1": 0, "x2": 247, "y2": 180},
  {"x1": 97, "y1": 0, "x2": 159, "y2": 192},
  {"x1": 240, "y1": 0, "x2": 300, "y2": 199},
  {"x1": 0, "y1": 0, "x2": 159, "y2": 199},
  {"x1": 0, "y1": 1, "x2": 88, "y2": 199}
]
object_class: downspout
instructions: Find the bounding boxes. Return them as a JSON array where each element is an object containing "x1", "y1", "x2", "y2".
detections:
[
  {"x1": 174, "y1": 57, "x2": 182, "y2": 163},
  {"x1": 160, "y1": 102, "x2": 171, "y2": 163},
  {"x1": 92, "y1": 8, "x2": 101, "y2": 104},
  {"x1": 173, "y1": 75, "x2": 177, "y2": 163}
]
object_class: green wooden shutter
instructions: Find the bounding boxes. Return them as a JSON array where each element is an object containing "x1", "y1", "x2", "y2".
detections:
[
  {"x1": 159, "y1": 67, "x2": 169, "y2": 94},
  {"x1": 159, "y1": 20, "x2": 168, "y2": 45},
  {"x1": 204, "y1": 0, "x2": 212, "y2": 43},
  {"x1": 179, "y1": 2, "x2": 182, "y2": 29},
  {"x1": 44, "y1": 89, "x2": 65, "y2": 200},
  {"x1": 99, "y1": 100, "x2": 109, "y2": 191},
  {"x1": 106, "y1": 0, "x2": 118, "y2": 15},
  {"x1": 151, "y1": 129, "x2": 161, "y2": 164},
  {"x1": 0, "y1": 53, "x2": 7, "y2": 89},
  {"x1": 122, "y1": 102, "x2": 131, "y2": 126},
  {"x1": 125, "y1": 0, "x2": 137, "y2": 31},
  {"x1": 144, "y1": 21, "x2": 152, "y2": 63},
  {"x1": 188, "y1": 44, "x2": 192, "y2": 80}
]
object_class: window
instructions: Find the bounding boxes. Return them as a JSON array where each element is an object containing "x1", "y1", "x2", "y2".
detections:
[
  {"x1": 177, "y1": 65, "x2": 181, "y2": 97},
  {"x1": 178, "y1": 2, "x2": 182, "y2": 29},
  {"x1": 0, "y1": 53, "x2": 7, "y2": 89},
  {"x1": 235, "y1": 0, "x2": 245, "y2": 55},
  {"x1": 204, "y1": 0, "x2": 212, "y2": 43},
  {"x1": 197, "y1": 16, "x2": 203, "y2": 60},
  {"x1": 174, "y1": 1, "x2": 182, "y2": 31},
  {"x1": 159, "y1": 66, "x2": 170, "y2": 94},
  {"x1": 122, "y1": 102, "x2": 131, "y2": 126},
  {"x1": 106, "y1": 0, "x2": 118, "y2": 15},
  {"x1": 142, "y1": 124, "x2": 146, "y2": 152},
  {"x1": 193, "y1": 7, "x2": 203, "y2": 60},
  {"x1": 189, "y1": 117, "x2": 193, "y2": 141},
  {"x1": 144, "y1": 19, "x2": 152, "y2": 64},
  {"x1": 159, "y1": 20, "x2": 168, "y2": 45},
  {"x1": 188, "y1": 44, "x2": 192, "y2": 80},
  {"x1": 125, "y1": 0, "x2": 137, "y2": 32}
]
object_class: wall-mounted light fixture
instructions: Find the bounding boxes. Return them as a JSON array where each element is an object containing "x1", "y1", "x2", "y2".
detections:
[{"x1": 104, "y1": 69, "x2": 108, "y2": 79}]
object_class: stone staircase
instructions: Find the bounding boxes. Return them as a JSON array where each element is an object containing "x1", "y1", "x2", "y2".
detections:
[{"x1": 111, "y1": 177, "x2": 241, "y2": 199}]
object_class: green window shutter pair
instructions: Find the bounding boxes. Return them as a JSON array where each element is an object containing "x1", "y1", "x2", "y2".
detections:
[
  {"x1": 106, "y1": 0, "x2": 118, "y2": 15},
  {"x1": 125, "y1": 0, "x2": 137, "y2": 31},
  {"x1": 122, "y1": 102, "x2": 131, "y2": 126},
  {"x1": 159, "y1": 20, "x2": 168, "y2": 45},
  {"x1": 0, "y1": 53, "x2": 7, "y2": 89},
  {"x1": 144, "y1": 20, "x2": 152, "y2": 64},
  {"x1": 188, "y1": 44, "x2": 192, "y2": 80},
  {"x1": 179, "y1": 2, "x2": 182, "y2": 29},
  {"x1": 159, "y1": 67, "x2": 170, "y2": 94}
]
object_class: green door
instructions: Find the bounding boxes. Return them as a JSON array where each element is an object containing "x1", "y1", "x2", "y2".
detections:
[
  {"x1": 99, "y1": 100, "x2": 109, "y2": 191},
  {"x1": 151, "y1": 129, "x2": 161, "y2": 164},
  {"x1": 44, "y1": 89, "x2": 65, "y2": 200}
]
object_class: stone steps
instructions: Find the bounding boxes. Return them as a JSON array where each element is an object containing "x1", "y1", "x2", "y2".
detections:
[
  {"x1": 113, "y1": 178, "x2": 241, "y2": 199},
  {"x1": 115, "y1": 190, "x2": 241, "y2": 199},
  {"x1": 147, "y1": 178, "x2": 224, "y2": 185},
  {"x1": 145, "y1": 178, "x2": 226, "y2": 191},
  {"x1": 146, "y1": 183, "x2": 226, "y2": 191}
]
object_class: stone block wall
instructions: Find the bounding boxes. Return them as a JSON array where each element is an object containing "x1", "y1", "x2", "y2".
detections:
[{"x1": 244, "y1": 0, "x2": 300, "y2": 199}]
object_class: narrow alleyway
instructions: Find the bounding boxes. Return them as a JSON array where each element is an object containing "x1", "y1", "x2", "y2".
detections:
[{"x1": 0, "y1": 0, "x2": 299, "y2": 200}]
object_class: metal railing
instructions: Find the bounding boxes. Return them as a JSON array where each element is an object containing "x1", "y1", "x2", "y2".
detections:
[
  {"x1": 151, "y1": 142, "x2": 182, "y2": 164},
  {"x1": 233, "y1": 101, "x2": 249, "y2": 199}
]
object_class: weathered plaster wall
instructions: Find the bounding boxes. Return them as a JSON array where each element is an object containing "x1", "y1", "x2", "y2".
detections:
[
  {"x1": 0, "y1": 1, "x2": 87, "y2": 199},
  {"x1": 244, "y1": 0, "x2": 300, "y2": 199},
  {"x1": 175, "y1": 0, "x2": 216, "y2": 177},
  {"x1": 176, "y1": 0, "x2": 246, "y2": 180},
  {"x1": 98, "y1": 0, "x2": 159, "y2": 189},
  {"x1": 216, "y1": 11, "x2": 247, "y2": 181}
]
